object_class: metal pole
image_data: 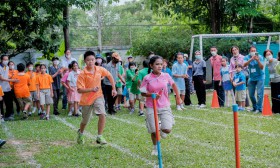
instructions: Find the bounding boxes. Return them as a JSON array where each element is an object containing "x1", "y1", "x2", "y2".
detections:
[
  {"x1": 96, "y1": 0, "x2": 102, "y2": 53},
  {"x1": 190, "y1": 37, "x2": 194, "y2": 60},
  {"x1": 267, "y1": 36, "x2": 271, "y2": 49},
  {"x1": 151, "y1": 93, "x2": 163, "y2": 168},
  {"x1": 232, "y1": 104, "x2": 240, "y2": 168},
  {"x1": 199, "y1": 35, "x2": 203, "y2": 58}
]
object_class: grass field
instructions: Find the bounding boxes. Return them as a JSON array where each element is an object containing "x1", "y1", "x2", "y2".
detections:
[{"x1": 1, "y1": 92, "x2": 280, "y2": 168}]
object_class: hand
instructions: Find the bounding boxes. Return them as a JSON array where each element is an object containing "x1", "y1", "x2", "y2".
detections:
[
  {"x1": 219, "y1": 82, "x2": 221, "y2": 86},
  {"x1": 232, "y1": 82, "x2": 236, "y2": 87},
  {"x1": 0, "y1": 96, "x2": 3, "y2": 101},
  {"x1": 92, "y1": 87, "x2": 99, "y2": 92},
  {"x1": 112, "y1": 89, "x2": 117, "y2": 97},
  {"x1": 122, "y1": 81, "x2": 126, "y2": 85},
  {"x1": 254, "y1": 56, "x2": 260, "y2": 61},
  {"x1": 11, "y1": 79, "x2": 19, "y2": 83},
  {"x1": 155, "y1": 93, "x2": 161, "y2": 100},
  {"x1": 175, "y1": 96, "x2": 182, "y2": 105},
  {"x1": 203, "y1": 80, "x2": 206, "y2": 84},
  {"x1": 37, "y1": 93, "x2": 40, "y2": 99},
  {"x1": 70, "y1": 87, "x2": 75, "y2": 92},
  {"x1": 51, "y1": 92, "x2": 54, "y2": 98}
]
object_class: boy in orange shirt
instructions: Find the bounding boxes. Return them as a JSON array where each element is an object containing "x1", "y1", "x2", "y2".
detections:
[
  {"x1": 36, "y1": 64, "x2": 54, "y2": 120},
  {"x1": 76, "y1": 50, "x2": 117, "y2": 145},
  {"x1": 11, "y1": 63, "x2": 31, "y2": 120},
  {"x1": 26, "y1": 62, "x2": 40, "y2": 116}
]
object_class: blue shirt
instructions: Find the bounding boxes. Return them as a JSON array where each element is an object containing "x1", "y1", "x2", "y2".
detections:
[
  {"x1": 172, "y1": 62, "x2": 188, "y2": 90},
  {"x1": 244, "y1": 55, "x2": 265, "y2": 81},
  {"x1": 233, "y1": 71, "x2": 246, "y2": 91},
  {"x1": 162, "y1": 67, "x2": 172, "y2": 77}
]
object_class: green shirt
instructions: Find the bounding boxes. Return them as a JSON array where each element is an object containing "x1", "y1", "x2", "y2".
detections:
[
  {"x1": 126, "y1": 69, "x2": 135, "y2": 89},
  {"x1": 138, "y1": 68, "x2": 149, "y2": 82},
  {"x1": 130, "y1": 75, "x2": 140, "y2": 94},
  {"x1": 116, "y1": 66, "x2": 124, "y2": 88}
]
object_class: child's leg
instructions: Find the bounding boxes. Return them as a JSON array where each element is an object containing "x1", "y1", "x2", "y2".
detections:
[
  {"x1": 225, "y1": 91, "x2": 229, "y2": 107},
  {"x1": 74, "y1": 102, "x2": 78, "y2": 115},
  {"x1": 230, "y1": 89, "x2": 236, "y2": 105},
  {"x1": 241, "y1": 101, "x2": 245, "y2": 108}
]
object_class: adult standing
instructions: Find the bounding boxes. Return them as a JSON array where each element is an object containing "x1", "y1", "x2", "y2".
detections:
[
  {"x1": 264, "y1": 49, "x2": 280, "y2": 114},
  {"x1": 60, "y1": 49, "x2": 77, "y2": 110},
  {"x1": 49, "y1": 57, "x2": 62, "y2": 115},
  {"x1": 193, "y1": 51, "x2": 207, "y2": 108},
  {"x1": 209, "y1": 46, "x2": 225, "y2": 107},
  {"x1": 243, "y1": 46, "x2": 265, "y2": 113},
  {"x1": 103, "y1": 52, "x2": 125, "y2": 115},
  {"x1": 184, "y1": 54, "x2": 195, "y2": 94},
  {"x1": 0, "y1": 55, "x2": 19, "y2": 120}
]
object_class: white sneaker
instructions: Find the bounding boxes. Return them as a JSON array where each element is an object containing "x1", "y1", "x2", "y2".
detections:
[
  {"x1": 151, "y1": 149, "x2": 158, "y2": 156},
  {"x1": 68, "y1": 111, "x2": 73, "y2": 116},
  {"x1": 32, "y1": 107, "x2": 37, "y2": 114},
  {"x1": 180, "y1": 104, "x2": 185, "y2": 109},
  {"x1": 199, "y1": 104, "x2": 206, "y2": 108},
  {"x1": 253, "y1": 110, "x2": 260, "y2": 114},
  {"x1": 176, "y1": 105, "x2": 182, "y2": 111},
  {"x1": 77, "y1": 110, "x2": 82, "y2": 115},
  {"x1": 129, "y1": 108, "x2": 135, "y2": 115},
  {"x1": 160, "y1": 130, "x2": 167, "y2": 139}
]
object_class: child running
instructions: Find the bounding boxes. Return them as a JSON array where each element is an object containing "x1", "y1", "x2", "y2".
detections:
[
  {"x1": 140, "y1": 55, "x2": 181, "y2": 156},
  {"x1": 67, "y1": 61, "x2": 81, "y2": 117},
  {"x1": 220, "y1": 57, "x2": 235, "y2": 107},
  {"x1": 36, "y1": 64, "x2": 54, "y2": 120},
  {"x1": 233, "y1": 64, "x2": 246, "y2": 111},
  {"x1": 26, "y1": 62, "x2": 40, "y2": 116},
  {"x1": 76, "y1": 50, "x2": 117, "y2": 145},
  {"x1": 11, "y1": 63, "x2": 31, "y2": 120}
]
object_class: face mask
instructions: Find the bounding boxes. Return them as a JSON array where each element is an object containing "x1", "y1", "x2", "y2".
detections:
[
  {"x1": 266, "y1": 55, "x2": 273, "y2": 61},
  {"x1": 211, "y1": 51, "x2": 217, "y2": 56},
  {"x1": 96, "y1": 59, "x2": 102, "y2": 64},
  {"x1": 66, "y1": 54, "x2": 71, "y2": 59},
  {"x1": 29, "y1": 67, "x2": 34, "y2": 71},
  {"x1": 53, "y1": 60, "x2": 59, "y2": 65},
  {"x1": 233, "y1": 53, "x2": 239, "y2": 57},
  {"x1": 195, "y1": 55, "x2": 202, "y2": 60},
  {"x1": 130, "y1": 67, "x2": 136, "y2": 70},
  {"x1": 250, "y1": 52, "x2": 255, "y2": 57},
  {"x1": 2, "y1": 61, "x2": 8, "y2": 66},
  {"x1": 9, "y1": 65, "x2": 14, "y2": 69}
]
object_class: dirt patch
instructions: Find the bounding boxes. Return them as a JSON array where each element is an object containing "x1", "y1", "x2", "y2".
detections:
[
  {"x1": 9, "y1": 139, "x2": 39, "y2": 160},
  {"x1": 50, "y1": 141, "x2": 73, "y2": 147}
]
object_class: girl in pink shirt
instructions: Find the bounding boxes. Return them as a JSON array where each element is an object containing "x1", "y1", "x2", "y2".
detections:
[{"x1": 140, "y1": 55, "x2": 182, "y2": 156}]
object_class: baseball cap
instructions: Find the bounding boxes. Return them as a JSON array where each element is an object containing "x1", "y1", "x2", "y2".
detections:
[
  {"x1": 96, "y1": 54, "x2": 102, "y2": 58},
  {"x1": 112, "y1": 52, "x2": 121, "y2": 61}
]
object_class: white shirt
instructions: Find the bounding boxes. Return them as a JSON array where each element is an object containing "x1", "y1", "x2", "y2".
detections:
[
  {"x1": 0, "y1": 65, "x2": 11, "y2": 92},
  {"x1": 67, "y1": 70, "x2": 80, "y2": 87},
  {"x1": 61, "y1": 56, "x2": 77, "y2": 68}
]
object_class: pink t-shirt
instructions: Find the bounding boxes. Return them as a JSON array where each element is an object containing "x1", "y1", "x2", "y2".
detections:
[
  {"x1": 61, "y1": 71, "x2": 70, "y2": 83},
  {"x1": 229, "y1": 54, "x2": 245, "y2": 77},
  {"x1": 210, "y1": 55, "x2": 222, "y2": 81},
  {"x1": 140, "y1": 72, "x2": 174, "y2": 109}
]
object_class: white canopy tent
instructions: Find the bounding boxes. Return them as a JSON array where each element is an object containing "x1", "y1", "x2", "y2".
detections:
[{"x1": 189, "y1": 32, "x2": 280, "y2": 60}]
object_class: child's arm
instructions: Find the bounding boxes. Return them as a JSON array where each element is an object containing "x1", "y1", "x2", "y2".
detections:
[
  {"x1": 36, "y1": 84, "x2": 40, "y2": 98},
  {"x1": 172, "y1": 83, "x2": 183, "y2": 105}
]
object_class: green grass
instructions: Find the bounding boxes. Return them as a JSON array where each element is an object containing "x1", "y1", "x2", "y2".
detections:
[{"x1": 1, "y1": 92, "x2": 280, "y2": 168}]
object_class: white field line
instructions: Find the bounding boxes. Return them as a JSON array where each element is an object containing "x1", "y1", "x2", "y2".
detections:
[
  {"x1": 188, "y1": 107, "x2": 280, "y2": 121},
  {"x1": 1, "y1": 123, "x2": 41, "y2": 168},
  {"x1": 110, "y1": 116, "x2": 227, "y2": 151},
  {"x1": 109, "y1": 116, "x2": 280, "y2": 167},
  {"x1": 54, "y1": 116, "x2": 156, "y2": 167},
  {"x1": 174, "y1": 115, "x2": 280, "y2": 138}
]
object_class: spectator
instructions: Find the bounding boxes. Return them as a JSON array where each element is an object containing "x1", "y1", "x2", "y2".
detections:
[
  {"x1": 264, "y1": 49, "x2": 280, "y2": 114},
  {"x1": 0, "y1": 55, "x2": 19, "y2": 121},
  {"x1": 243, "y1": 46, "x2": 265, "y2": 113},
  {"x1": 124, "y1": 56, "x2": 134, "y2": 70},
  {"x1": 209, "y1": 46, "x2": 225, "y2": 107},
  {"x1": 184, "y1": 54, "x2": 195, "y2": 94},
  {"x1": 61, "y1": 49, "x2": 77, "y2": 110},
  {"x1": 103, "y1": 52, "x2": 125, "y2": 115},
  {"x1": 232, "y1": 64, "x2": 246, "y2": 111},
  {"x1": 192, "y1": 51, "x2": 206, "y2": 108},
  {"x1": 172, "y1": 52, "x2": 188, "y2": 110},
  {"x1": 48, "y1": 57, "x2": 62, "y2": 115},
  {"x1": 8, "y1": 61, "x2": 20, "y2": 115},
  {"x1": 162, "y1": 59, "x2": 172, "y2": 94}
]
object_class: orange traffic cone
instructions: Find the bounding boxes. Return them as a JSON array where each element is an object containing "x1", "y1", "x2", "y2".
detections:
[
  {"x1": 211, "y1": 90, "x2": 220, "y2": 108},
  {"x1": 262, "y1": 94, "x2": 272, "y2": 116}
]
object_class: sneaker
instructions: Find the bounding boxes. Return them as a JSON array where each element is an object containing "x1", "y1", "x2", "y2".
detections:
[
  {"x1": 39, "y1": 113, "x2": 45, "y2": 120},
  {"x1": 238, "y1": 107, "x2": 245, "y2": 111},
  {"x1": 160, "y1": 130, "x2": 167, "y2": 139},
  {"x1": 151, "y1": 149, "x2": 158, "y2": 156},
  {"x1": 28, "y1": 112, "x2": 32, "y2": 116},
  {"x1": 180, "y1": 104, "x2": 185, "y2": 109},
  {"x1": 77, "y1": 129, "x2": 85, "y2": 144},
  {"x1": 4, "y1": 116, "x2": 14, "y2": 121},
  {"x1": 45, "y1": 116, "x2": 49, "y2": 120},
  {"x1": 73, "y1": 113, "x2": 80, "y2": 117},
  {"x1": 68, "y1": 111, "x2": 73, "y2": 117},
  {"x1": 38, "y1": 109, "x2": 42, "y2": 115},
  {"x1": 253, "y1": 110, "x2": 260, "y2": 114},
  {"x1": 22, "y1": 112, "x2": 28, "y2": 120},
  {"x1": 96, "y1": 136, "x2": 107, "y2": 145},
  {"x1": 176, "y1": 105, "x2": 182, "y2": 111},
  {"x1": 32, "y1": 107, "x2": 37, "y2": 114},
  {"x1": 199, "y1": 104, "x2": 206, "y2": 108},
  {"x1": 129, "y1": 108, "x2": 135, "y2": 115},
  {"x1": 77, "y1": 110, "x2": 82, "y2": 115},
  {"x1": 139, "y1": 112, "x2": 145, "y2": 117},
  {"x1": 0, "y1": 139, "x2": 6, "y2": 147}
]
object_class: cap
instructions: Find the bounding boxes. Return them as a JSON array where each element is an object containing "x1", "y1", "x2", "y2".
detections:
[
  {"x1": 112, "y1": 52, "x2": 121, "y2": 61},
  {"x1": 127, "y1": 56, "x2": 133, "y2": 59},
  {"x1": 96, "y1": 54, "x2": 102, "y2": 58}
]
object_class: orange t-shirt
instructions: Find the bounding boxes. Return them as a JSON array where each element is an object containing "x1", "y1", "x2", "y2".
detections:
[
  {"x1": 36, "y1": 73, "x2": 53, "y2": 89},
  {"x1": 0, "y1": 86, "x2": 4, "y2": 97},
  {"x1": 26, "y1": 71, "x2": 38, "y2": 91},
  {"x1": 77, "y1": 66, "x2": 111, "y2": 106},
  {"x1": 11, "y1": 73, "x2": 31, "y2": 98},
  {"x1": 8, "y1": 70, "x2": 18, "y2": 88}
]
